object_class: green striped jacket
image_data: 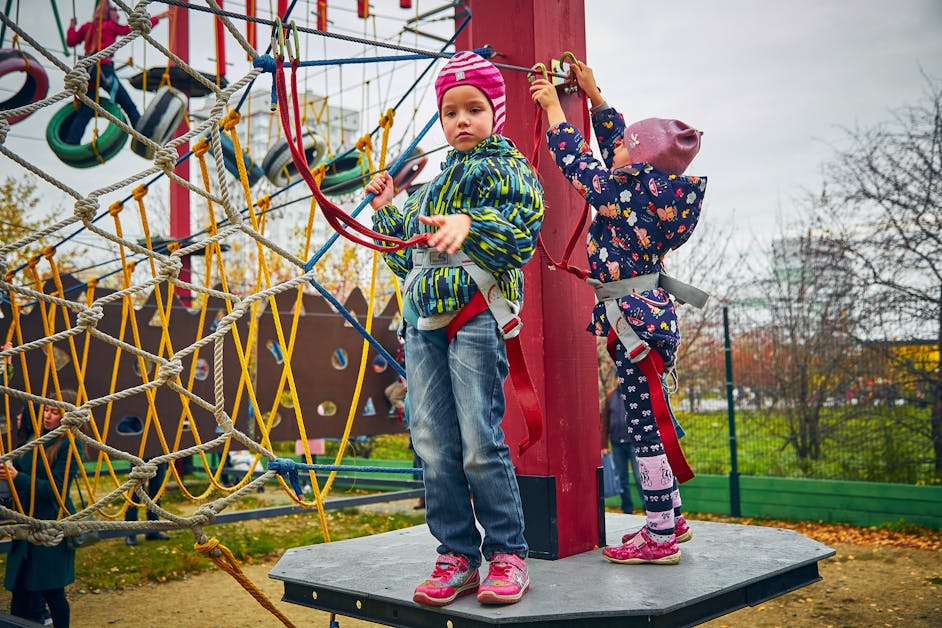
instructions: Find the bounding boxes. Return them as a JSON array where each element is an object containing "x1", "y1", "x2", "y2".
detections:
[{"x1": 373, "y1": 135, "x2": 544, "y2": 317}]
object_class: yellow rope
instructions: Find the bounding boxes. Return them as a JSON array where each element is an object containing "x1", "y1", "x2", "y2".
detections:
[{"x1": 195, "y1": 538, "x2": 297, "y2": 628}]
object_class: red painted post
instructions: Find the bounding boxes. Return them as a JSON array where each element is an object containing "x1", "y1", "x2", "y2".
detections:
[
  {"x1": 169, "y1": 5, "x2": 191, "y2": 298},
  {"x1": 456, "y1": 0, "x2": 600, "y2": 559}
]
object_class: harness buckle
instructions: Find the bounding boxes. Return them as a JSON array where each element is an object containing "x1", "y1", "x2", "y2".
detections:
[
  {"x1": 501, "y1": 316, "x2": 522, "y2": 340},
  {"x1": 628, "y1": 341, "x2": 650, "y2": 364}
]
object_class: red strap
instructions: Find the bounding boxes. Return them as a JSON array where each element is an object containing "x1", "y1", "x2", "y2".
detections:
[
  {"x1": 607, "y1": 333, "x2": 694, "y2": 483},
  {"x1": 530, "y1": 97, "x2": 593, "y2": 280},
  {"x1": 447, "y1": 292, "x2": 544, "y2": 456},
  {"x1": 273, "y1": 58, "x2": 429, "y2": 253}
]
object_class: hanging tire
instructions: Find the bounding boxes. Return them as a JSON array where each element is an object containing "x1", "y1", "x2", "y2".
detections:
[
  {"x1": 46, "y1": 97, "x2": 128, "y2": 168},
  {"x1": 219, "y1": 133, "x2": 265, "y2": 187},
  {"x1": 0, "y1": 48, "x2": 50, "y2": 124},
  {"x1": 390, "y1": 147, "x2": 427, "y2": 192},
  {"x1": 130, "y1": 85, "x2": 187, "y2": 159},
  {"x1": 261, "y1": 132, "x2": 326, "y2": 187},
  {"x1": 321, "y1": 153, "x2": 367, "y2": 196}
]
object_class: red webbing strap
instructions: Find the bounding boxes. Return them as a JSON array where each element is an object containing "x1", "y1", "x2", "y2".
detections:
[
  {"x1": 273, "y1": 58, "x2": 429, "y2": 253},
  {"x1": 447, "y1": 292, "x2": 544, "y2": 456},
  {"x1": 530, "y1": 97, "x2": 593, "y2": 281},
  {"x1": 607, "y1": 333, "x2": 695, "y2": 483}
]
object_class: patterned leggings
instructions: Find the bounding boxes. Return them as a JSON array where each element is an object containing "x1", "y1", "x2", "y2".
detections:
[{"x1": 612, "y1": 340, "x2": 683, "y2": 536}]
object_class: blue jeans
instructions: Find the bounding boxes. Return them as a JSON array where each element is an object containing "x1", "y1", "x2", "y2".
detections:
[
  {"x1": 611, "y1": 440, "x2": 643, "y2": 513},
  {"x1": 405, "y1": 313, "x2": 527, "y2": 567},
  {"x1": 65, "y1": 62, "x2": 140, "y2": 145}
]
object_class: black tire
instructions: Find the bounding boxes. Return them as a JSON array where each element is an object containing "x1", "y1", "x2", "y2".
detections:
[{"x1": 130, "y1": 85, "x2": 187, "y2": 159}]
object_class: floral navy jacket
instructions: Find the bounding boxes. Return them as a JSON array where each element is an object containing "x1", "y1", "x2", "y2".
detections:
[
  {"x1": 545, "y1": 106, "x2": 707, "y2": 364},
  {"x1": 373, "y1": 134, "x2": 543, "y2": 319}
]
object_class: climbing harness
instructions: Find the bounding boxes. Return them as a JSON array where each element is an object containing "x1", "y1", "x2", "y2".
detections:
[{"x1": 404, "y1": 249, "x2": 543, "y2": 455}]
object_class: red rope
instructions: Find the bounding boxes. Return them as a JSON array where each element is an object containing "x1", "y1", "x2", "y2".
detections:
[{"x1": 273, "y1": 57, "x2": 429, "y2": 253}]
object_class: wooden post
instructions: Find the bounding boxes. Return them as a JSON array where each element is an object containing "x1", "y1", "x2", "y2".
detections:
[
  {"x1": 169, "y1": 5, "x2": 191, "y2": 300},
  {"x1": 457, "y1": 0, "x2": 600, "y2": 559}
]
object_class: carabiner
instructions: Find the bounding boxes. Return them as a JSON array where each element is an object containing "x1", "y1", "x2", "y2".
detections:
[{"x1": 527, "y1": 62, "x2": 549, "y2": 84}]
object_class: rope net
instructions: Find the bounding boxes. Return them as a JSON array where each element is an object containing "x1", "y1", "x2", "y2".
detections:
[{"x1": 0, "y1": 1, "x2": 447, "y2": 596}]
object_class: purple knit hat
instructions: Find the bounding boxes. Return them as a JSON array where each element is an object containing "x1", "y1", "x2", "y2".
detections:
[
  {"x1": 434, "y1": 51, "x2": 506, "y2": 135},
  {"x1": 624, "y1": 118, "x2": 702, "y2": 174}
]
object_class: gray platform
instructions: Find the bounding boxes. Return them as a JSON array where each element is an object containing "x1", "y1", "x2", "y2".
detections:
[{"x1": 270, "y1": 513, "x2": 835, "y2": 627}]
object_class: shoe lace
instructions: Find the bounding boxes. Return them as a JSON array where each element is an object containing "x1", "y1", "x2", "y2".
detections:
[
  {"x1": 430, "y1": 561, "x2": 458, "y2": 580},
  {"x1": 486, "y1": 561, "x2": 512, "y2": 581}
]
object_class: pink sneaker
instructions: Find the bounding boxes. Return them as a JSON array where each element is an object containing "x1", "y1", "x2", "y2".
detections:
[
  {"x1": 621, "y1": 515, "x2": 692, "y2": 544},
  {"x1": 476, "y1": 553, "x2": 529, "y2": 605},
  {"x1": 604, "y1": 527, "x2": 681, "y2": 565},
  {"x1": 413, "y1": 553, "x2": 479, "y2": 607}
]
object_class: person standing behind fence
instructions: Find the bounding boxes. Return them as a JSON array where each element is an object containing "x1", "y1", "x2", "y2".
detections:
[
  {"x1": 602, "y1": 388, "x2": 644, "y2": 514},
  {"x1": 124, "y1": 454, "x2": 170, "y2": 546},
  {"x1": 1, "y1": 389, "x2": 80, "y2": 628}
]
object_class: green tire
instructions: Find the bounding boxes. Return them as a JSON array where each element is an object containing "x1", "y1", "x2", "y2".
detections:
[
  {"x1": 321, "y1": 153, "x2": 367, "y2": 197},
  {"x1": 46, "y1": 97, "x2": 129, "y2": 168}
]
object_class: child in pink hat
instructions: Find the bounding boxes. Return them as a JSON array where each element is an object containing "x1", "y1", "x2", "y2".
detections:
[
  {"x1": 366, "y1": 51, "x2": 543, "y2": 606},
  {"x1": 531, "y1": 61, "x2": 707, "y2": 565}
]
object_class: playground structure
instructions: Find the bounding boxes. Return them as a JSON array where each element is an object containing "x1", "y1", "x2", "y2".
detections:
[{"x1": 0, "y1": 1, "x2": 832, "y2": 626}]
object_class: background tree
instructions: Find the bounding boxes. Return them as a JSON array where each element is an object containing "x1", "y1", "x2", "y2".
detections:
[{"x1": 820, "y1": 77, "x2": 942, "y2": 477}]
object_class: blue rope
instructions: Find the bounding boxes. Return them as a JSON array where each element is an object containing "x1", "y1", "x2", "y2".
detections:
[{"x1": 268, "y1": 457, "x2": 422, "y2": 497}]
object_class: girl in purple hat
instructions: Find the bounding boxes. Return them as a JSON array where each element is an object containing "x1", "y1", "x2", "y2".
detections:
[
  {"x1": 531, "y1": 61, "x2": 707, "y2": 565},
  {"x1": 366, "y1": 51, "x2": 543, "y2": 606}
]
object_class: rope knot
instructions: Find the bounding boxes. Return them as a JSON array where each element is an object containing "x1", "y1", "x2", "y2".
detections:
[
  {"x1": 76, "y1": 305, "x2": 104, "y2": 329},
  {"x1": 355, "y1": 134, "x2": 373, "y2": 152},
  {"x1": 221, "y1": 110, "x2": 241, "y2": 131},
  {"x1": 74, "y1": 197, "x2": 99, "y2": 221},
  {"x1": 195, "y1": 536, "x2": 221, "y2": 555},
  {"x1": 0, "y1": 118, "x2": 9, "y2": 145},
  {"x1": 127, "y1": 8, "x2": 154, "y2": 35},
  {"x1": 156, "y1": 359, "x2": 183, "y2": 382},
  {"x1": 268, "y1": 458, "x2": 304, "y2": 497},
  {"x1": 129, "y1": 462, "x2": 158, "y2": 482},
  {"x1": 154, "y1": 147, "x2": 180, "y2": 173},
  {"x1": 192, "y1": 138, "x2": 209, "y2": 157},
  {"x1": 156, "y1": 255, "x2": 182, "y2": 281},
  {"x1": 194, "y1": 504, "x2": 218, "y2": 525},
  {"x1": 64, "y1": 67, "x2": 90, "y2": 96},
  {"x1": 28, "y1": 526, "x2": 64, "y2": 547},
  {"x1": 61, "y1": 407, "x2": 90, "y2": 430},
  {"x1": 251, "y1": 55, "x2": 277, "y2": 73},
  {"x1": 379, "y1": 108, "x2": 395, "y2": 128}
]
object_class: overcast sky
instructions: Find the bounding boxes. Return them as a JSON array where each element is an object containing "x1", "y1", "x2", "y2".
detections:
[{"x1": 2, "y1": 0, "x2": 941, "y2": 260}]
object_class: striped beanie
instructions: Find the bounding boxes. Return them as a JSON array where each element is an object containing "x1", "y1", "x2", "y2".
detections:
[{"x1": 434, "y1": 51, "x2": 506, "y2": 135}]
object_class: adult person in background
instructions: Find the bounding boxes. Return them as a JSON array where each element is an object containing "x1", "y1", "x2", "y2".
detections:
[
  {"x1": 1, "y1": 390, "x2": 81, "y2": 628},
  {"x1": 124, "y1": 456, "x2": 170, "y2": 546},
  {"x1": 602, "y1": 387, "x2": 644, "y2": 514}
]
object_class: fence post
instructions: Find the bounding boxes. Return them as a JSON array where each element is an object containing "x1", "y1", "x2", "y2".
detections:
[{"x1": 723, "y1": 306, "x2": 741, "y2": 517}]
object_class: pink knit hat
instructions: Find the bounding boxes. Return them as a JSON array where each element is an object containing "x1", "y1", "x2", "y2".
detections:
[
  {"x1": 624, "y1": 118, "x2": 702, "y2": 174},
  {"x1": 434, "y1": 51, "x2": 506, "y2": 135}
]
